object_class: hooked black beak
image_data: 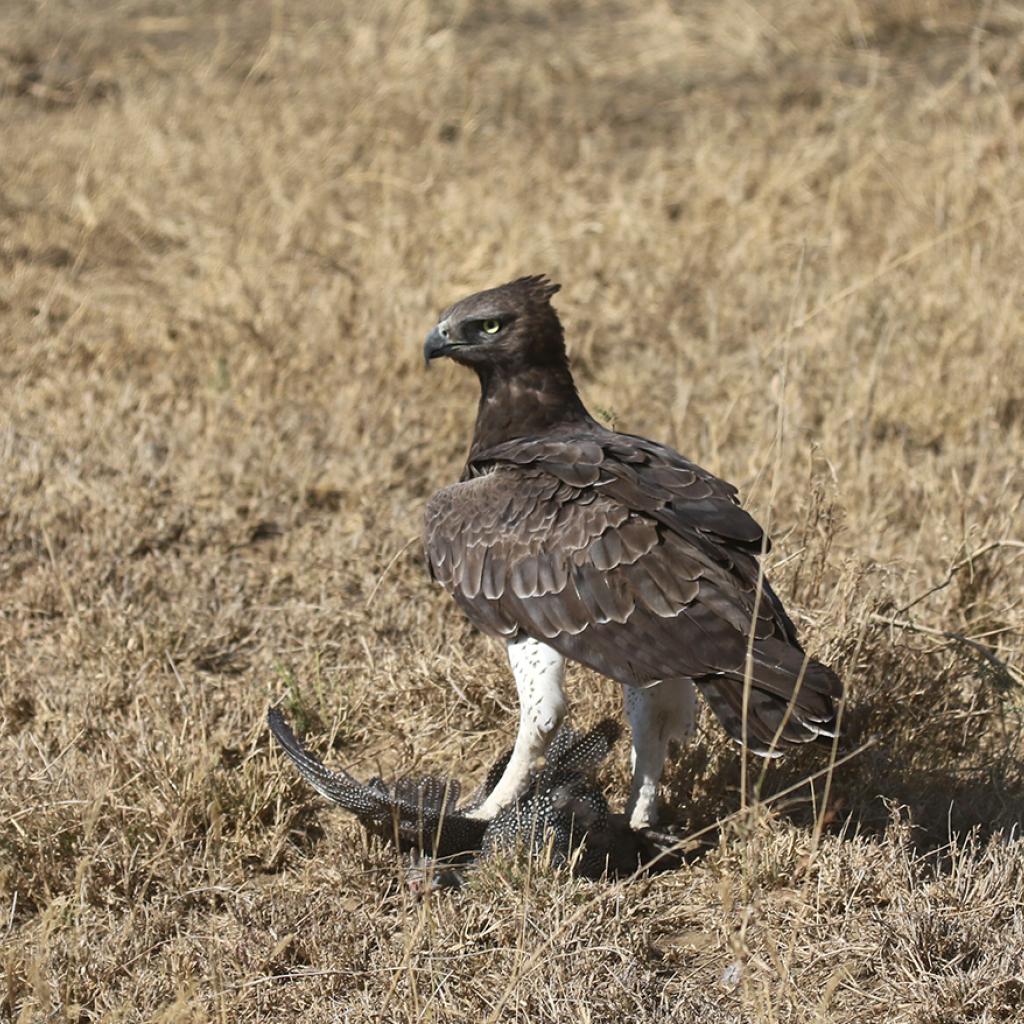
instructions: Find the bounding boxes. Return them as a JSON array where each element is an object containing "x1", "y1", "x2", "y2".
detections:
[
  {"x1": 423, "y1": 324, "x2": 453, "y2": 367},
  {"x1": 423, "y1": 326, "x2": 444, "y2": 367}
]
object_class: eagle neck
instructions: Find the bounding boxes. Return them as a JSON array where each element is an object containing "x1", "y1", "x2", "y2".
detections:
[{"x1": 468, "y1": 361, "x2": 594, "y2": 458}]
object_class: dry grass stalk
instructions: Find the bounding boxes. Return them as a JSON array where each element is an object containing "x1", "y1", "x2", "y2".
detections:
[{"x1": 3, "y1": 1, "x2": 1024, "y2": 1021}]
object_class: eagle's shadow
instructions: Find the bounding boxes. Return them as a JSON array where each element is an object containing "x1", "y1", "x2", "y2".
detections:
[{"x1": 661, "y1": 655, "x2": 1024, "y2": 857}]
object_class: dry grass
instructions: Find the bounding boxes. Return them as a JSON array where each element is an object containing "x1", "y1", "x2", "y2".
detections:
[{"x1": 3, "y1": 0, "x2": 1024, "y2": 1020}]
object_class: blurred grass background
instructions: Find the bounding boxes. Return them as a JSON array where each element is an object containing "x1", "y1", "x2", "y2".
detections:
[{"x1": 2, "y1": 1, "x2": 1024, "y2": 1020}]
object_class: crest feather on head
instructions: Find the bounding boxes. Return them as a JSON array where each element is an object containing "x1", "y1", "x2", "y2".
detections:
[
  {"x1": 509, "y1": 274, "x2": 561, "y2": 303},
  {"x1": 437, "y1": 274, "x2": 562, "y2": 325}
]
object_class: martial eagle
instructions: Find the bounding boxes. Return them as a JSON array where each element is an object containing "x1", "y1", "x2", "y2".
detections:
[{"x1": 422, "y1": 276, "x2": 841, "y2": 829}]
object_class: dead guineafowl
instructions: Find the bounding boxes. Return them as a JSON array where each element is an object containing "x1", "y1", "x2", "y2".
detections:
[{"x1": 267, "y1": 707, "x2": 689, "y2": 884}]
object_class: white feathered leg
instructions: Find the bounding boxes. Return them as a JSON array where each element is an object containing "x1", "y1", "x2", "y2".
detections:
[
  {"x1": 623, "y1": 678, "x2": 697, "y2": 829},
  {"x1": 465, "y1": 635, "x2": 567, "y2": 821}
]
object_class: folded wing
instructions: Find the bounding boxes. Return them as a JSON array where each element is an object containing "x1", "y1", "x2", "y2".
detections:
[{"x1": 425, "y1": 429, "x2": 841, "y2": 754}]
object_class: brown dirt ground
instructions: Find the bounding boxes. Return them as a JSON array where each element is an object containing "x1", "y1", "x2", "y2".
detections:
[{"x1": 3, "y1": 1, "x2": 1024, "y2": 1021}]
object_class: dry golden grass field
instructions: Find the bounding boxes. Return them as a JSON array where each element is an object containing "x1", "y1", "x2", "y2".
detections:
[{"x1": 3, "y1": 0, "x2": 1024, "y2": 1020}]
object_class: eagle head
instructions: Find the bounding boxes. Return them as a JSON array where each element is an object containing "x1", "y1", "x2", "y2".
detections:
[{"x1": 424, "y1": 275, "x2": 564, "y2": 371}]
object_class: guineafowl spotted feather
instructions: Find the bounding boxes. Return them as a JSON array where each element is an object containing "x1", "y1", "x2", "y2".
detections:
[{"x1": 268, "y1": 708, "x2": 684, "y2": 880}]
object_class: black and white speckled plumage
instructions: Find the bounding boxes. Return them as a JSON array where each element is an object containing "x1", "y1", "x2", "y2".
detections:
[
  {"x1": 268, "y1": 708, "x2": 670, "y2": 878},
  {"x1": 268, "y1": 708, "x2": 485, "y2": 858},
  {"x1": 481, "y1": 718, "x2": 617, "y2": 875}
]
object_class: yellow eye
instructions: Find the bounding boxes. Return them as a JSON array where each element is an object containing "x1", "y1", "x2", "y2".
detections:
[{"x1": 482, "y1": 319, "x2": 501, "y2": 334}]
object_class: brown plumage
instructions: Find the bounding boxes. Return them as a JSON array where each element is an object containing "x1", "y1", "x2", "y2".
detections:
[{"x1": 423, "y1": 276, "x2": 841, "y2": 765}]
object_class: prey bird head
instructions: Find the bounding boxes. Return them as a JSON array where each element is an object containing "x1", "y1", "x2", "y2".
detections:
[{"x1": 424, "y1": 275, "x2": 565, "y2": 372}]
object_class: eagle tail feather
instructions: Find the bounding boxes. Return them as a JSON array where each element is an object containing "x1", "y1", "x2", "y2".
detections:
[{"x1": 696, "y1": 648, "x2": 842, "y2": 757}]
